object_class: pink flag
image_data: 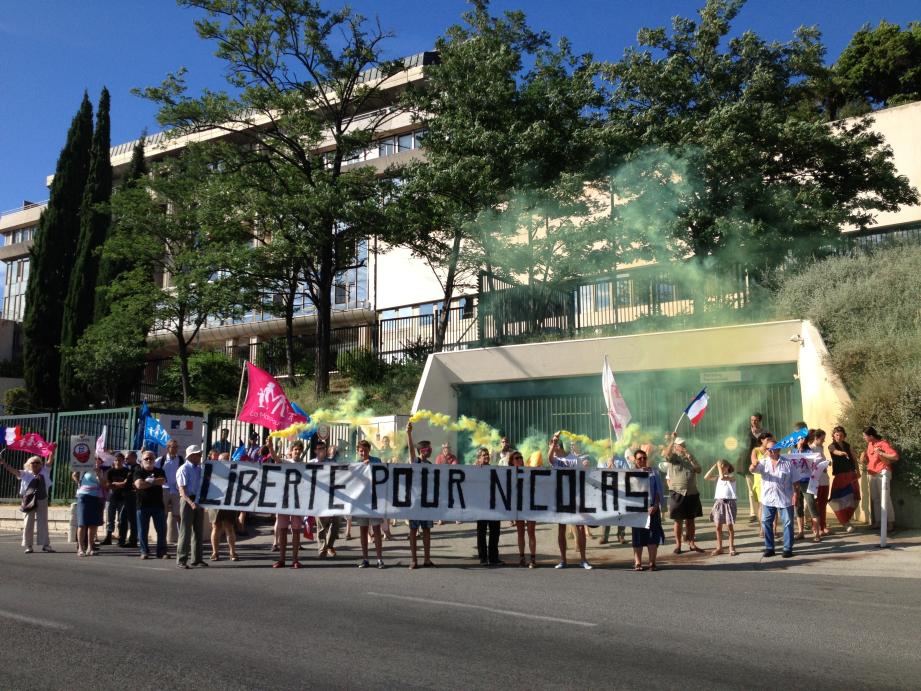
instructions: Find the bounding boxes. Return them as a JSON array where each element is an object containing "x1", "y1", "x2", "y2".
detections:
[
  {"x1": 238, "y1": 362, "x2": 307, "y2": 431},
  {"x1": 10, "y1": 432, "x2": 57, "y2": 458}
]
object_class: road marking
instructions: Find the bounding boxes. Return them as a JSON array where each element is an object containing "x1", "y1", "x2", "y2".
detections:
[
  {"x1": 0, "y1": 609, "x2": 71, "y2": 631},
  {"x1": 366, "y1": 592, "x2": 598, "y2": 628}
]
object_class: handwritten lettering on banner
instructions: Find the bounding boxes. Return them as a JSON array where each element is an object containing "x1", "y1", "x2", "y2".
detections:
[{"x1": 198, "y1": 462, "x2": 651, "y2": 526}]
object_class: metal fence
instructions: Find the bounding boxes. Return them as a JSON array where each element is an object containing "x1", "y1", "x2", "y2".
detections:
[
  {"x1": 52, "y1": 408, "x2": 137, "y2": 502},
  {"x1": 0, "y1": 413, "x2": 54, "y2": 502}
]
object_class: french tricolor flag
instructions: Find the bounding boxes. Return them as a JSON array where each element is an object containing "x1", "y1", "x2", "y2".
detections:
[{"x1": 683, "y1": 388, "x2": 709, "y2": 426}]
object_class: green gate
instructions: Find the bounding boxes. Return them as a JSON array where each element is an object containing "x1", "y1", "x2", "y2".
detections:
[
  {"x1": 457, "y1": 364, "x2": 803, "y2": 505},
  {"x1": 53, "y1": 407, "x2": 137, "y2": 501}
]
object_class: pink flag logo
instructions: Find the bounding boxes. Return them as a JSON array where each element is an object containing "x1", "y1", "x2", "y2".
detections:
[
  {"x1": 238, "y1": 362, "x2": 307, "y2": 431},
  {"x1": 10, "y1": 432, "x2": 57, "y2": 458}
]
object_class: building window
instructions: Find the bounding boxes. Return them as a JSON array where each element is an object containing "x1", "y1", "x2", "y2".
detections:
[
  {"x1": 398, "y1": 133, "x2": 414, "y2": 152},
  {"x1": 418, "y1": 302, "x2": 434, "y2": 326},
  {"x1": 378, "y1": 138, "x2": 395, "y2": 157},
  {"x1": 593, "y1": 282, "x2": 611, "y2": 311}
]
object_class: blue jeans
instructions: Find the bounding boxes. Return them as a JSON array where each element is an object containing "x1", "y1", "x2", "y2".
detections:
[
  {"x1": 137, "y1": 507, "x2": 167, "y2": 557},
  {"x1": 762, "y1": 505, "x2": 795, "y2": 553}
]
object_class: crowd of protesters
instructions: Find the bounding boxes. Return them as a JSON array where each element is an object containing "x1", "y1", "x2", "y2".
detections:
[{"x1": 1, "y1": 414, "x2": 900, "y2": 571}]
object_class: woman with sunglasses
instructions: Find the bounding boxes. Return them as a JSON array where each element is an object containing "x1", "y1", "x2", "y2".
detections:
[{"x1": 630, "y1": 449, "x2": 666, "y2": 571}]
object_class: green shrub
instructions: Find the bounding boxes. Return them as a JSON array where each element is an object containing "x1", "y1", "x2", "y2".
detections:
[
  {"x1": 3, "y1": 387, "x2": 31, "y2": 414},
  {"x1": 158, "y1": 351, "x2": 241, "y2": 405},
  {"x1": 337, "y1": 348, "x2": 387, "y2": 385}
]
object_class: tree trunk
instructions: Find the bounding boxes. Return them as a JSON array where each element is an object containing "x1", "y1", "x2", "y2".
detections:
[
  {"x1": 284, "y1": 299, "x2": 296, "y2": 382},
  {"x1": 176, "y1": 334, "x2": 191, "y2": 405},
  {"x1": 434, "y1": 230, "x2": 463, "y2": 352},
  {"x1": 314, "y1": 243, "x2": 335, "y2": 397}
]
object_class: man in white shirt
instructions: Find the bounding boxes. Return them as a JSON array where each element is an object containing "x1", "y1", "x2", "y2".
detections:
[
  {"x1": 156, "y1": 439, "x2": 184, "y2": 544},
  {"x1": 750, "y1": 443, "x2": 795, "y2": 558},
  {"x1": 548, "y1": 433, "x2": 592, "y2": 570},
  {"x1": 176, "y1": 445, "x2": 206, "y2": 569}
]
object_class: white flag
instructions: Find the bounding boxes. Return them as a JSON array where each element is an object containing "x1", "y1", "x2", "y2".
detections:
[
  {"x1": 602, "y1": 356, "x2": 631, "y2": 441},
  {"x1": 95, "y1": 425, "x2": 115, "y2": 465}
]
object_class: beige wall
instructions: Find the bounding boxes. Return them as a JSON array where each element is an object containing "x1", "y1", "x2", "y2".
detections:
[
  {"x1": 843, "y1": 101, "x2": 921, "y2": 230},
  {"x1": 798, "y1": 320, "x2": 852, "y2": 432}
]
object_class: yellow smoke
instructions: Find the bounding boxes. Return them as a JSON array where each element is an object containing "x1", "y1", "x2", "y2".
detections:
[
  {"x1": 309, "y1": 388, "x2": 375, "y2": 428},
  {"x1": 269, "y1": 422, "x2": 314, "y2": 440}
]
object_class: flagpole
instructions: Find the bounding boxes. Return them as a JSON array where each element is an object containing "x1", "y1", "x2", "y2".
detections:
[
  {"x1": 234, "y1": 361, "x2": 247, "y2": 420},
  {"x1": 672, "y1": 412, "x2": 686, "y2": 435}
]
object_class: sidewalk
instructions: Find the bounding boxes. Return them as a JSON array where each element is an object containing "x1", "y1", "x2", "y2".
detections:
[{"x1": 3, "y1": 508, "x2": 918, "y2": 578}]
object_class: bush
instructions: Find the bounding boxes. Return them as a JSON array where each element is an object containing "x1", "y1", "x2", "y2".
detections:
[
  {"x1": 337, "y1": 348, "x2": 387, "y2": 385},
  {"x1": 775, "y1": 244, "x2": 921, "y2": 495},
  {"x1": 158, "y1": 351, "x2": 241, "y2": 405},
  {"x1": 4, "y1": 387, "x2": 31, "y2": 414}
]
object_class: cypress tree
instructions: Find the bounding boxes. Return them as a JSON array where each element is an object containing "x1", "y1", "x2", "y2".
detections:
[
  {"x1": 93, "y1": 133, "x2": 146, "y2": 322},
  {"x1": 22, "y1": 93, "x2": 93, "y2": 409},
  {"x1": 60, "y1": 88, "x2": 113, "y2": 409}
]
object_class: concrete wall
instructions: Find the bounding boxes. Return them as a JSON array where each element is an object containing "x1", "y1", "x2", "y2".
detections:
[{"x1": 797, "y1": 320, "x2": 852, "y2": 432}]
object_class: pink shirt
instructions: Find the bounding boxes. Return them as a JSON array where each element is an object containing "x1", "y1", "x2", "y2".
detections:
[{"x1": 866, "y1": 440, "x2": 898, "y2": 475}]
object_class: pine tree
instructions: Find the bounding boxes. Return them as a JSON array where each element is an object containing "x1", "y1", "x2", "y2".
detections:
[
  {"x1": 60, "y1": 88, "x2": 113, "y2": 409},
  {"x1": 22, "y1": 93, "x2": 93, "y2": 409},
  {"x1": 93, "y1": 133, "x2": 146, "y2": 322}
]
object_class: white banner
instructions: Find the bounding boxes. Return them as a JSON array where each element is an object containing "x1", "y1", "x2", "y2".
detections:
[{"x1": 198, "y1": 462, "x2": 651, "y2": 526}]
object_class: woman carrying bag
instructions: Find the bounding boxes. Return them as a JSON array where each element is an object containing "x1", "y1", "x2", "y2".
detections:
[{"x1": 1, "y1": 455, "x2": 55, "y2": 554}]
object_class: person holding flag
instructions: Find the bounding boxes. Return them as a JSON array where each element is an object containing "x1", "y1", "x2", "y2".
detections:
[
  {"x1": 1, "y1": 455, "x2": 55, "y2": 554},
  {"x1": 659, "y1": 434, "x2": 704, "y2": 554}
]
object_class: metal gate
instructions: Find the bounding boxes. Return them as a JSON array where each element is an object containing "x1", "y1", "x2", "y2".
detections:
[
  {"x1": 458, "y1": 364, "x2": 803, "y2": 504},
  {"x1": 53, "y1": 408, "x2": 136, "y2": 501}
]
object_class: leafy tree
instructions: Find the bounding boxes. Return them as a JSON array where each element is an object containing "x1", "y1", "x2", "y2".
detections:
[
  {"x1": 599, "y1": 0, "x2": 918, "y2": 282},
  {"x1": 105, "y1": 148, "x2": 252, "y2": 404},
  {"x1": 157, "y1": 350, "x2": 241, "y2": 406},
  {"x1": 94, "y1": 134, "x2": 148, "y2": 322},
  {"x1": 22, "y1": 93, "x2": 93, "y2": 409},
  {"x1": 395, "y1": 1, "x2": 552, "y2": 350},
  {"x1": 60, "y1": 87, "x2": 113, "y2": 409},
  {"x1": 835, "y1": 21, "x2": 921, "y2": 110},
  {"x1": 137, "y1": 0, "x2": 404, "y2": 397}
]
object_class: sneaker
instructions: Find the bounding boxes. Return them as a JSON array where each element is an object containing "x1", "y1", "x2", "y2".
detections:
[
  {"x1": 845, "y1": 525, "x2": 854, "y2": 533},
  {"x1": 580, "y1": 560, "x2": 593, "y2": 570},
  {"x1": 782, "y1": 551, "x2": 794, "y2": 559},
  {"x1": 327, "y1": 547, "x2": 336, "y2": 557},
  {"x1": 89, "y1": 550, "x2": 99, "y2": 556},
  {"x1": 192, "y1": 561, "x2": 209, "y2": 568},
  {"x1": 554, "y1": 561, "x2": 567, "y2": 569},
  {"x1": 177, "y1": 562, "x2": 190, "y2": 569},
  {"x1": 377, "y1": 559, "x2": 385, "y2": 569},
  {"x1": 358, "y1": 559, "x2": 370, "y2": 568},
  {"x1": 528, "y1": 560, "x2": 537, "y2": 569},
  {"x1": 101, "y1": 535, "x2": 113, "y2": 546},
  {"x1": 479, "y1": 559, "x2": 489, "y2": 566},
  {"x1": 762, "y1": 550, "x2": 776, "y2": 557},
  {"x1": 140, "y1": 553, "x2": 149, "y2": 560},
  {"x1": 291, "y1": 560, "x2": 302, "y2": 569},
  {"x1": 272, "y1": 560, "x2": 285, "y2": 568},
  {"x1": 76, "y1": 550, "x2": 85, "y2": 557},
  {"x1": 41, "y1": 545, "x2": 55, "y2": 553},
  {"x1": 23, "y1": 547, "x2": 33, "y2": 554}
]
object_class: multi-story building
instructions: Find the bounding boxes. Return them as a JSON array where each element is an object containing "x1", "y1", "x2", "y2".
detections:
[{"x1": 3, "y1": 59, "x2": 920, "y2": 392}]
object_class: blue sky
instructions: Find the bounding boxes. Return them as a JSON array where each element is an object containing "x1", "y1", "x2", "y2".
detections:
[{"x1": 1, "y1": 0, "x2": 918, "y2": 212}]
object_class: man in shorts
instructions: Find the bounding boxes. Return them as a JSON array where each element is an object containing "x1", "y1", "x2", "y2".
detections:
[
  {"x1": 310, "y1": 441, "x2": 342, "y2": 558},
  {"x1": 406, "y1": 422, "x2": 435, "y2": 569},
  {"x1": 355, "y1": 440, "x2": 385, "y2": 569},
  {"x1": 659, "y1": 434, "x2": 704, "y2": 554}
]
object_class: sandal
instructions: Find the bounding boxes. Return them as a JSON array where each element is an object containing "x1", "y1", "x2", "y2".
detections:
[
  {"x1": 812, "y1": 536, "x2": 822, "y2": 543},
  {"x1": 409, "y1": 561, "x2": 418, "y2": 570},
  {"x1": 673, "y1": 547, "x2": 683, "y2": 555},
  {"x1": 230, "y1": 554, "x2": 240, "y2": 561},
  {"x1": 423, "y1": 561, "x2": 436, "y2": 568},
  {"x1": 729, "y1": 550, "x2": 738, "y2": 556},
  {"x1": 633, "y1": 563, "x2": 644, "y2": 571},
  {"x1": 710, "y1": 548, "x2": 724, "y2": 556},
  {"x1": 528, "y1": 560, "x2": 537, "y2": 569},
  {"x1": 648, "y1": 564, "x2": 658, "y2": 572},
  {"x1": 210, "y1": 553, "x2": 220, "y2": 561},
  {"x1": 272, "y1": 560, "x2": 285, "y2": 568}
]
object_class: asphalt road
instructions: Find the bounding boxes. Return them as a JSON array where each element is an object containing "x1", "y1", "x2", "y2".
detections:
[{"x1": 0, "y1": 524, "x2": 918, "y2": 690}]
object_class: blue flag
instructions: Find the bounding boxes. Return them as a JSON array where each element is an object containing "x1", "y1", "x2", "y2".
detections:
[
  {"x1": 144, "y1": 416, "x2": 171, "y2": 447},
  {"x1": 231, "y1": 442, "x2": 247, "y2": 462},
  {"x1": 133, "y1": 401, "x2": 151, "y2": 450},
  {"x1": 773, "y1": 426, "x2": 808, "y2": 450}
]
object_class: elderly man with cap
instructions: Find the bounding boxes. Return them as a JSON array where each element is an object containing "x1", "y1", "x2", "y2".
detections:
[
  {"x1": 659, "y1": 433, "x2": 704, "y2": 554},
  {"x1": 176, "y1": 445, "x2": 208, "y2": 569}
]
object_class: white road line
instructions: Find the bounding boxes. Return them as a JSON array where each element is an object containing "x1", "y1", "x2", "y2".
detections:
[
  {"x1": 366, "y1": 592, "x2": 597, "y2": 628},
  {"x1": 0, "y1": 609, "x2": 71, "y2": 631}
]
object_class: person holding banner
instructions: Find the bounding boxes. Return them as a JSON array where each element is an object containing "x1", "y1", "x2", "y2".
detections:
[
  {"x1": 355, "y1": 440, "x2": 385, "y2": 569},
  {"x1": 548, "y1": 433, "x2": 593, "y2": 570},
  {"x1": 660, "y1": 435, "x2": 704, "y2": 555},
  {"x1": 73, "y1": 456, "x2": 107, "y2": 556},
  {"x1": 176, "y1": 446, "x2": 207, "y2": 569},
  {"x1": 1, "y1": 455, "x2": 55, "y2": 554},
  {"x1": 406, "y1": 423, "x2": 436, "y2": 569},
  {"x1": 508, "y1": 450, "x2": 537, "y2": 568},
  {"x1": 473, "y1": 447, "x2": 502, "y2": 566},
  {"x1": 209, "y1": 453, "x2": 239, "y2": 562},
  {"x1": 750, "y1": 441, "x2": 796, "y2": 558},
  {"x1": 311, "y1": 441, "x2": 342, "y2": 559},
  {"x1": 273, "y1": 442, "x2": 305, "y2": 569},
  {"x1": 631, "y1": 449, "x2": 665, "y2": 571}
]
